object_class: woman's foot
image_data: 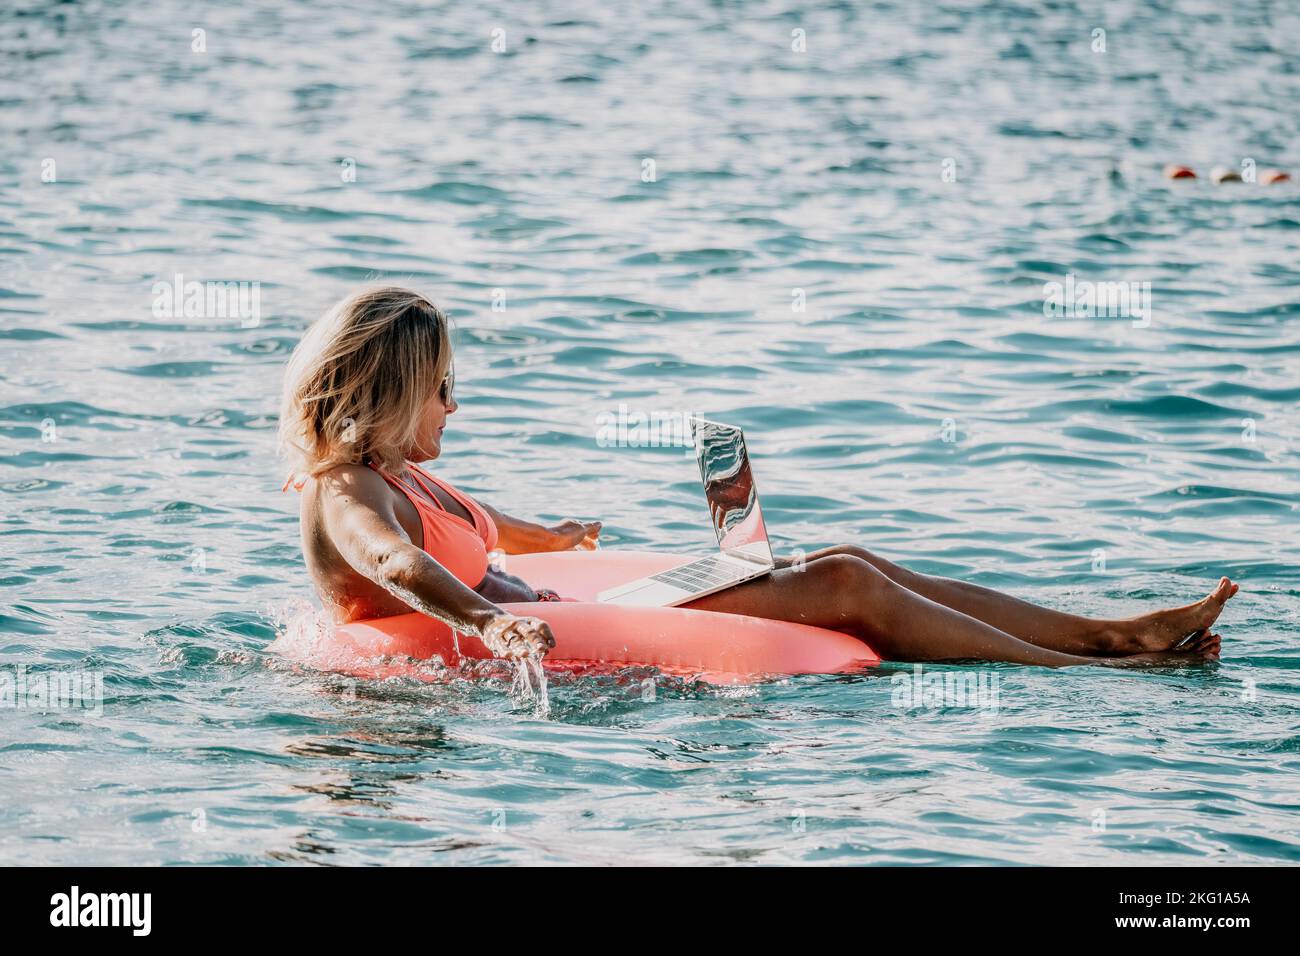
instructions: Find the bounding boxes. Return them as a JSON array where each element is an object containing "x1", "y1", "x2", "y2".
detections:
[
  {"x1": 1104, "y1": 577, "x2": 1238, "y2": 653},
  {"x1": 1106, "y1": 629, "x2": 1222, "y2": 667}
]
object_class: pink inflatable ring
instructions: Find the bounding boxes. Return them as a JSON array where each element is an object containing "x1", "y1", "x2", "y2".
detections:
[{"x1": 274, "y1": 551, "x2": 880, "y2": 684}]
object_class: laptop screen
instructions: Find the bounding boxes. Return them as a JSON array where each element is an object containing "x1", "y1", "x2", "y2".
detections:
[{"x1": 692, "y1": 419, "x2": 773, "y2": 564}]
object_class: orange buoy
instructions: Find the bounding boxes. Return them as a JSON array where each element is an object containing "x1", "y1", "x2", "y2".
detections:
[
  {"x1": 1261, "y1": 169, "x2": 1291, "y2": 184},
  {"x1": 1164, "y1": 164, "x2": 1197, "y2": 179}
]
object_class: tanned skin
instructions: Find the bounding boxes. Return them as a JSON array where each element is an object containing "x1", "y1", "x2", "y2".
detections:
[{"x1": 301, "y1": 384, "x2": 1235, "y2": 666}]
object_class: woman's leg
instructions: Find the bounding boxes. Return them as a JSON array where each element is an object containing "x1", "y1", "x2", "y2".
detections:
[
  {"x1": 681, "y1": 554, "x2": 1219, "y2": 666},
  {"x1": 792, "y1": 545, "x2": 1235, "y2": 656}
]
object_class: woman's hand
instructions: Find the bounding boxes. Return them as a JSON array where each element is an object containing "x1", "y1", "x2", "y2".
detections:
[
  {"x1": 479, "y1": 612, "x2": 556, "y2": 660},
  {"x1": 548, "y1": 518, "x2": 601, "y2": 551},
  {"x1": 476, "y1": 567, "x2": 543, "y2": 603}
]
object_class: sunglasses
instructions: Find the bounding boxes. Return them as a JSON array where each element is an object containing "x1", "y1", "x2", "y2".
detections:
[{"x1": 438, "y1": 366, "x2": 455, "y2": 402}]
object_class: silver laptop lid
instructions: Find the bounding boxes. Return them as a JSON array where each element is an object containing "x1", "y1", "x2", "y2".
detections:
[{"x1": 691, "y1": 418, "x2": 773, "y2": 566}]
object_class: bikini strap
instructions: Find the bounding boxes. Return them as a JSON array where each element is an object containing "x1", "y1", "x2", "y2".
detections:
[
  {"x1": 368, "y1": 461, "x2": 445, "y2": 516},
  {"x1": 402, "y1": 464, "x2": 445, "y2": 507}
]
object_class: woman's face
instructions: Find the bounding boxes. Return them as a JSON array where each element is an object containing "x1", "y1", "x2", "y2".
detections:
[{"x1": 409, "y1": 369, "x2": 457, "y2": 461}]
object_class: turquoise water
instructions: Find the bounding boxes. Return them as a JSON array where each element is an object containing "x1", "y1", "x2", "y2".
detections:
[{"x1": 3, "y1": 0, "x2": 1299, "y2": 864}]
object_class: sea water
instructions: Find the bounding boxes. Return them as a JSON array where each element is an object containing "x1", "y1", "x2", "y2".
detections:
[{"x1": 1, "y1": 0, "x2": 1297, "y2": 864}]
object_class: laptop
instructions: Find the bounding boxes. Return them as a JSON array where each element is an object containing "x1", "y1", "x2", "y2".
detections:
[{"x1": 597, "y1": 417, "x2": 775, "y2": 607}]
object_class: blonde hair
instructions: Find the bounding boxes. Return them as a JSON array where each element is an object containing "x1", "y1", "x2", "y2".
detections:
[{"x1": 279, "y1": 286, "x2": 453, "y2": 479}]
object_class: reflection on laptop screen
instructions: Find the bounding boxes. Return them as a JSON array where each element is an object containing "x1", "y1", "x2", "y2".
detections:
[{"x1": 692, "y1": 419, "x2": 772, "y2": 564}]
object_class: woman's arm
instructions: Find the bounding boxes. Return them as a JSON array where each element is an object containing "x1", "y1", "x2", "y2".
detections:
[
  {"x1": 480, "y1": 503, "x2": 601, "y2": 554},
  {"x1": 319, "y1": 468, "x2": 554, "y2": 658}
]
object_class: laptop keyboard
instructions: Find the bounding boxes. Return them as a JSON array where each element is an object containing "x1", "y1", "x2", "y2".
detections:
[{"x1": 649, "y1": 555, "x2": 749, "y2": 593}]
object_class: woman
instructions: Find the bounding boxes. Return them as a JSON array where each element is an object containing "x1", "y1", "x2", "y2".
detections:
[{"x1": 280, "y1": 287, "x2": 1234, "y2": 666}]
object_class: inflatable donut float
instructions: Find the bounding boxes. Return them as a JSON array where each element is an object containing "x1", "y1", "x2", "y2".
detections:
[{"x1": 273, "y1": 550, "x2": 880, "y2": 684}]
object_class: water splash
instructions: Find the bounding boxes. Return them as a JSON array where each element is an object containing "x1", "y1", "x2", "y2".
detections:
[
  {"x1": 270, "y1": 596, "x2": 550, "y2": 714},
  {"x1": 510, "y1": 655, "x2": 551, "y2": 718},
  {"x1": 268, "y1": 597, "x2": 336, "y2": 660}
]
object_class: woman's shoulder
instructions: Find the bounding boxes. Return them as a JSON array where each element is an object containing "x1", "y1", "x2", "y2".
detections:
[
  {"x1": 303, "y1": 463, "x2": 409, "y2": 533},
  {"x1": 312, "y1": 462, "x2": 392, "y2": 502}
]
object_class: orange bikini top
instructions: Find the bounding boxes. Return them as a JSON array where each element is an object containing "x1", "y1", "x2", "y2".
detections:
[
  {"x1": 369, "y1": 462, "x2": 499, "y2": 589},
  {"x1": 284, "y1": 462, "x2": 499, "y2": 589}
]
